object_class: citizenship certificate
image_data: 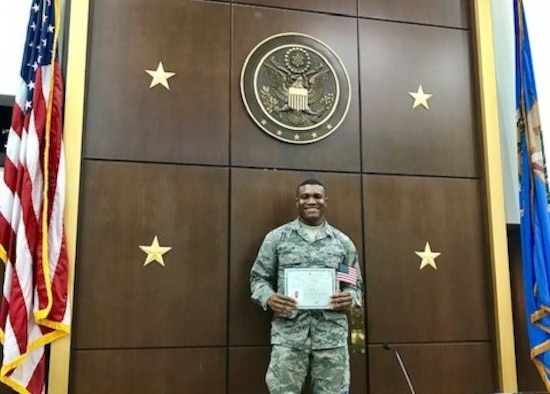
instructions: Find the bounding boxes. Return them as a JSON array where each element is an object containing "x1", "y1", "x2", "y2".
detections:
[{"x1": 284, "y1": 268, "x2": 336, "y2": 309}]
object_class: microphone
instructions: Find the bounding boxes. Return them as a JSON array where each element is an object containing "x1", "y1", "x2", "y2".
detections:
[{"x1": 383, "y1": 343, "x2": 416, "y2": 394}]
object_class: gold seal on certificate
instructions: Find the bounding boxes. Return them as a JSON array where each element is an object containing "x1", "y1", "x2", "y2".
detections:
[{"x1": 284, "y1": 268, "x2": 337, "y2": 309}]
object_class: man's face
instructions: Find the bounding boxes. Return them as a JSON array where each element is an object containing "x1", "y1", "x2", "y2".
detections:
[{"x1": 296, "y1": 184, "x2": 327, "y2": 226}]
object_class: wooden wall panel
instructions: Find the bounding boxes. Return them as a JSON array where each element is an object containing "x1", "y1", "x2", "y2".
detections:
[
  {"x1": 229, "y1": 168, "x2": 363, "y2": 346},
  {"x1": 84, "y1": 0, "x2": 230, "y2": 165},
  {"x1": 228, "y1": 347, "x2": 271, "y2": 394},
  {"x1": 364, "y1": 175, "x2": 491, "y2": 342},
  {"x1": 71, "y1": 348, "x2": 225, "y2": 394},
  {"x1": 368, "y1": 343, "x2": 494, "y2": 393},
  {"x1": 350, "y1": 353, "x2": 369, "y2": 394},
  {"x1": 68, "y1": 0, "x2": 500, "y2": 392},
  {"x1": 360, "y1": 19, "x2": 478, "y2": 177},
  {"x1": 359, "y1": 0, "x2": 470, "y2": 28},
  {"x1": 231, "y1": 5, "x2": 361, "y2": 172},
  {"x1": 73, "y1": 162, "x2": 228, "y2": 348},
  {"x1": 234, "y1": 0, "x2": 357, "y2": 16}
]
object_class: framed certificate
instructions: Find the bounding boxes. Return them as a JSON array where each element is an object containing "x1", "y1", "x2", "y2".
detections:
[{"x1": 284, "y1": 268, "x2": 336, "y2": 309}]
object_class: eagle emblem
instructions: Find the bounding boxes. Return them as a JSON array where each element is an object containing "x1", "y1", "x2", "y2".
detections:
[{"x1": 241, "y1": 33, "x2": 351, "y2": 144}]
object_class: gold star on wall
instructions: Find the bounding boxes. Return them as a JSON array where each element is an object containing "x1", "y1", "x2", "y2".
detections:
[
  {"x1": 408, "y1": 85, "x2": 433, "y2": 110},
  {"x1": 414, "y1": 242, "x2": 441, "y2": 270},
  {"x1": 139, "y1": 235, "x2": 172, "y2": 267},
  {"x1": 145, "y1": 62, "x2": 176, "y2": 90}
]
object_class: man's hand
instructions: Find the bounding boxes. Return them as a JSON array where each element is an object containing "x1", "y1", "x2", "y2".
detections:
[
  {"x1": 331, "y1": 291, "x2": 353, "y2": 311},
  {"x1": 267, "y1": 293, "x2": 297, "y2": 317}
]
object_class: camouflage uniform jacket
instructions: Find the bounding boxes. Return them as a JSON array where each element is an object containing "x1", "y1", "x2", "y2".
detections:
[{"x1": 250, "y1": 218, "x2": 363, "y2": 350}]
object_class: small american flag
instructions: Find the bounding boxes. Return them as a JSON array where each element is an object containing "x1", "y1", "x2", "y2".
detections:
[{"x1": 336, "y1": 263, "x2": 357, "y2": 285}]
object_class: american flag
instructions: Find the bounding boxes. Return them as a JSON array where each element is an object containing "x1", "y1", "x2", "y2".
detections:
[
  {"x1": 0, "y1": 0, "x2": 70, "y2": 393},
  {"x1": 336, "y1": 263, "x2": 357, "y2": 285}
]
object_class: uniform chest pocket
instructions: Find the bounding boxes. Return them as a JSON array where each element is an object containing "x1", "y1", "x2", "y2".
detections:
[
  {"x1": 277, "y1": 245, "x2": 309, "y2": 267},
  {"x1": 322, "y1": 251, "x2": 345, "y2": 269}
]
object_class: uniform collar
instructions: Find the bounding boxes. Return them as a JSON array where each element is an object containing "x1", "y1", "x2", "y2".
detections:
[{"x1": 290, "y1": 217, "x2": 335, "y2": 239}]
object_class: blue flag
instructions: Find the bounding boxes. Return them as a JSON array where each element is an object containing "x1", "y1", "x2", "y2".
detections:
[{"x1": 516, "y1": 0, "x2": 550, "y2": 389}]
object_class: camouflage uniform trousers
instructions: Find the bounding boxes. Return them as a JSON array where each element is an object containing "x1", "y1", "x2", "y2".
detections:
[{"x1": 265, "y1": 344, "x2": 350, "y2": 394}]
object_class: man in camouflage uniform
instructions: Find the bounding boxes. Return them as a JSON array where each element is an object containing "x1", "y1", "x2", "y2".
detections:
[{"x1": 250, "y1": 179, "x2": 363, "y2": 394}]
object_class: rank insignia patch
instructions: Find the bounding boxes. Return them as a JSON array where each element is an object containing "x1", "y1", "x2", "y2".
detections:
[{"x1": 241, "y1": 33, "x2": 351, "y2": 144}]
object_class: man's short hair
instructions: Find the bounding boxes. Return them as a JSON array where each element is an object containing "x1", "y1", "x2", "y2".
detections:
[{"x1": 297, "y1": 179, "x2": 326, "y2": 194}]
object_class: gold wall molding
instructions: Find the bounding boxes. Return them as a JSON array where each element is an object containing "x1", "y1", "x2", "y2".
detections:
[{"x1": 474, "y1": 0, "x2": 518, "y2": 390}]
